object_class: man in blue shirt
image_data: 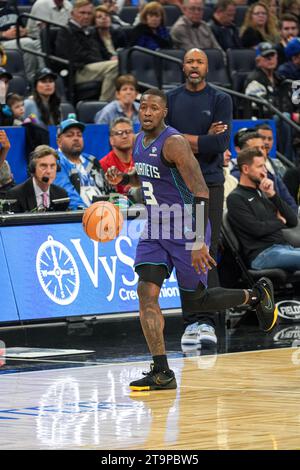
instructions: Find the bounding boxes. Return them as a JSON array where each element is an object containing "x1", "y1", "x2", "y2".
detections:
[
  {"x1": 54, "y1": 118, "x2": 111, "y2": 210},
  {"x1": 167, "y1": 47, "x2": 232, "y2": 348},
  {"x1": 94, "y1": 74, "x2": 140, "y2": 126}
]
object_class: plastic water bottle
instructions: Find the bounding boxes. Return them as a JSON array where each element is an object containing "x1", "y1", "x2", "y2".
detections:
[{"x1": 0, "y1": 80, "x2": 6, "y2": 105}]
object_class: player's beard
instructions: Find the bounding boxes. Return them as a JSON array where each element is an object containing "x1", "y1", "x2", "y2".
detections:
[
  {"x1": 68, "y1": 146, "x2": 83, "y2": 158},
  {"x1": 248, "y1": 174, "x2": 262, "y2": 187}
]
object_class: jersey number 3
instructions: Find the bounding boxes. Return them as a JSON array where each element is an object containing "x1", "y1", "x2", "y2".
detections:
[{"x1": 142, "y1": 181, "x2": 158, "y2": 205}]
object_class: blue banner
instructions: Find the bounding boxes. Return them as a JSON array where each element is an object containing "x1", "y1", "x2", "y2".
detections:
[
  {"x1": 0, "y1": 233, "x2": 19, "y2": 322},
  {"x1": 0, "y1": 219, "x2": 181, "y2": 322}
]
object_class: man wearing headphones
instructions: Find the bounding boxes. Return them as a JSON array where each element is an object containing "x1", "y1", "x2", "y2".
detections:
[{"x1": 6, "y1": 145, "x2": 69, "y2": 213}]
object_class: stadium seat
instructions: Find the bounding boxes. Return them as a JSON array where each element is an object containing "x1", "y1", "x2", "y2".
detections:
[
  {"x1": 60, "y1": 102, "x2": 76, "y2": 120},
  {"x1": 235, "y1": 5, "x2": 247, "y2": 28},
  {"x1": 119, "y1": 6, "x2": 139, "y2": 24},
  {"x1": 204, "y1": 48, "x2": 231, "y2": 88},
  {"x1": 76, "y1": 100, "x2": 108, "y2": 123},
  {"x1": 203, "y1": 4, "x2": 214, "y2": 22},
  {"x1": 158, "y1": 49, "x2": 185, "y2": 90},
  {"x1": 227, "y1": 48, "x2": 256, "y2": 91},
  {"x1": 117, "y1": 48, "x2": 159, "y2": 89},
  {"x1": 163, "y1": 5, "x2": 182, "y2": 26},
  {"x1": 5, "y1": 49, "x2": 26, "y2": 77},
  {"x1": 226, "y1": 48, "x2": 256, "y2": 117},
  {"x1": 8, "y1": 75, "x2": 28, "y2": 96}
]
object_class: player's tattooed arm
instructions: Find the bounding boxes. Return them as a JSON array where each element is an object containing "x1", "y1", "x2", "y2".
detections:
[
  {"x1": 163, "y1": 134, "x2": 209, "y2": 198},
  {"x1": 105, "y1": 166, "x2": 141, "y2": 187}
]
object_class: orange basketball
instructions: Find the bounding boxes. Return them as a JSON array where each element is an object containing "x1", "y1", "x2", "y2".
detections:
[{"x1": 82, "y1": 201, "x2": 123, "y2": 242}]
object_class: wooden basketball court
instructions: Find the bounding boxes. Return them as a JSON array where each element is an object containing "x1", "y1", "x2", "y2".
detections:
[{"x1": 1, "y1": 346, "x2": 300, "y2": 450}]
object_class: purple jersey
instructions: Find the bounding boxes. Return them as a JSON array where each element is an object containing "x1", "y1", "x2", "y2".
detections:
[
  {"x1": 133, "y1": 126, "x2": 211, "y2": 290},
  {"x1": 133, "y1": 126, "x2": 194, "y2": 211}
]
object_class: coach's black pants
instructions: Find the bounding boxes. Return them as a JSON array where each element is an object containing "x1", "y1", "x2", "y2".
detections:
[{"x1": 182, "y1": 184, "x2": 224, "y2": 328}]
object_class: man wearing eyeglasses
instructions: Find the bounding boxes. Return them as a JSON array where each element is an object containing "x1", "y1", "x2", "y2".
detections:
[
  {"x1": 170, "y1": 0, "x2": 222, "y2": 52},
  {"x1": 244, "y1": 41, "x2": 295, "y2": 160},
  {"x1": 100, "y1": 117, "x2": 135, "y2": 195}
]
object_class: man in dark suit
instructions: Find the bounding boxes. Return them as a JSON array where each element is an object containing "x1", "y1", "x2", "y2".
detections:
[{"x1": 6, "y1": 145, "x2": 69, "y2": 213}]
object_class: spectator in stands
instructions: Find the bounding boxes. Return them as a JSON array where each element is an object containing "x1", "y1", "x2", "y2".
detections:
[
  {"x1": 27, "y1": 0, "x2": 73, "y2": 40},
  {"x1": 278, "y1": 37, "x2": 300, "y2": 80},
  {"x1": 94, "y1": 74, "x2": 140, "y2": 125},
  {"x1": 223, "y1": 148, "x2": 238, "y2": 210},
  {"x1": 263, "y1": 0, "x2": 279, "y2": 18},
  {"x1": 240, "y1": 2, "x2": 278, "y2": 48},
  {"x1": 100, "y1": 117, "x2": 135, "y2": 195},
  {"x1": 275, "y1": 14, "x2": 299, "y2": 66},
  {"x1": 279, "y1": 0, "x2": 300, "y2": 20},
  {"x1": 244, "y1": 42, "x2": 295, "y2": 161},
  {"x1": 94, "y1": 5, "x2": 127, "y2": 56},
  {"x1": 255, "y1": 122, "x2": 287, "y2": 178},
  {"x1": 0, "y1": 67, "x2": 14, "y2": 126},
  {"x1": 208, "y1": 0, "x2": 242, "y2": 51},
  {"x1": 170, "y1": 0, "x2": 222, "y2": 52},
  {"x1": 227, "y1": 147, "x2": 299, "y2": 271},
  {"x1": 0, "y1": 129, "x2": 14, "y2": 198},
  {"x1": 234, "y1": 130, "x2": 298, "y2": 212},
  {"x1": 6, "y1": 93, "x2": 25, "y2": 126},
  {"x1": 101, "y1": 0, "x2": 130, "y2": 27},
  {"x1": 24, "y1": 68, "x2": 61, "y2": 129},
  {"x1": 55, "y1": 118, "x2": 111, "y2": 209},
  {"x1": 129, "y1": 1, "x2": 173, "y2": 50},
  {"x1": 55, "y1": 0, "x2": 118, "y2": 102},
  {"x1": 0, "y1": 1, "x2": 44, "y2": 82},
  {"x1": 6, "y1": 145, "x2": 69, "y2": 213},
  {"x1": 166, "y1": 48, "x2": 231, "y2": 347}
]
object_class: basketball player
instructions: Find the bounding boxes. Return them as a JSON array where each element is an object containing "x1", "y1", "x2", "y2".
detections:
[{"x1": 106, "y1": 88, "x2": 278, "y2": 392}]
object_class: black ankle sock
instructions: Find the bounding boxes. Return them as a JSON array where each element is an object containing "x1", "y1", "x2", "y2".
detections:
[
  {"x1": 247, "y1": 287, "x2": 262, "y2": 306},
  {"x1": 153, "y1": 355, "x2": 169, "y2": 372}
]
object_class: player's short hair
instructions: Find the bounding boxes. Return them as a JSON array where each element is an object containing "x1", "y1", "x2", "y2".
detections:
[
  {"x1": 237, "y1": 147, "x2": 264, "y2": 172},
  {"x1": 115, "y1": 74, "x2": 138, "y2": 92},
  {"x1": 239, "y1": 131, "x2": 262, "y2": 149},
  {"x1": 141, "y1": 88, "x2": 167, "y2": 105},
  {"x1": 110, "y1": 117, "x2": 133, "y2": 134},
  {"x1": 6, "y1": 93, "x2": 23, "y2": 108},
  {"x1": 255, "y1": 123, "x2": 273, "y2": 133},
  {"x1": 73, "y1": 0, "x2": 92, "y2": 10}
]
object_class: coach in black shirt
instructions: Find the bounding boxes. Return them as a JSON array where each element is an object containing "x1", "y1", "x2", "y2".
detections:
[{"x1": 227, "y1": 147, "x2": 299, "y2": 271}]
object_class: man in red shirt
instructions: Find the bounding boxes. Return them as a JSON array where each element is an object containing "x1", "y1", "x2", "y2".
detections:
[{"x1": 100, "y1": 117, "x2": 134, "y2": 195}]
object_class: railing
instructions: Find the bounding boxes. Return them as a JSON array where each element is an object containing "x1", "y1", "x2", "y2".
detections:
[
  {"x1": 16, "y1": 13, "x2": 75, "y2": 101},
  {"x1": 126, "y1": 45, "x2": 184, "y2": 89},
  {"x1": 125, "y1": 46, "x2": 300, "y2": 135}
]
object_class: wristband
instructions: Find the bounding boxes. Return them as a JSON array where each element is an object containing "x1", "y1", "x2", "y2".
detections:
[
  {"x1": 192, "y1": 196, "x2": 209, "y2": 242},
  {"x1": 120, "y1": 173, "x2": 130, "y2": 185}
]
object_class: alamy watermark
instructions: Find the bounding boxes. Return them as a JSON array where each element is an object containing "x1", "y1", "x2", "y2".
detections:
[{"x1": 99, "y1": 201, "x2": 205, "y2": 249}]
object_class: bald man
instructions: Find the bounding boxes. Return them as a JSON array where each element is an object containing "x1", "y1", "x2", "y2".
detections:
[{"x1": 166, "y1": 48, "x2": 232, "y2": 348}]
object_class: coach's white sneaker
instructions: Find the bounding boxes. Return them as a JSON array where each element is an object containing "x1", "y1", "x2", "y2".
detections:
[
  {"x1": 181, "y1": 322, "x2": 201, "y2": 345},
  {"x1": 197, "y1": 324, "x2": 217, "y2": 345}
]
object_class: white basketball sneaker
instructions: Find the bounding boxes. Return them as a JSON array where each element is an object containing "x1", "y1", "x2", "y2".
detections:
[
  {"x1": 181, "y1": 322, "x2": 201, "y2": 345},
  {"x1": 197, "y1": 324, "x2": 217, "y2": 345}
]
